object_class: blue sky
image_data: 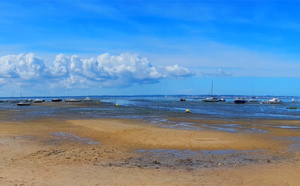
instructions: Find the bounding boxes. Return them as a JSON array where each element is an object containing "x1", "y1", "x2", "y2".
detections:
[{"x1": 0, "y1": 0, "x2": 300, "y2": 96}]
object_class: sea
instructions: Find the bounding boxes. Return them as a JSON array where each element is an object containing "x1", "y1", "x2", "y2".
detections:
[{"x1": 1, "y1": 95, "x2": 300, "y2": 122}]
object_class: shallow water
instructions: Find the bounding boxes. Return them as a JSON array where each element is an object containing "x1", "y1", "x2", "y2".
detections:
[
  {"x1": 1, "y1": 96, "x2": 300, "y2": 129},
  {"x1": 52, "y1": 132, "x2": 100, "y2": 145},
  {"x1": 129, "y1": 148, "x2": 275, "y2": 169}
]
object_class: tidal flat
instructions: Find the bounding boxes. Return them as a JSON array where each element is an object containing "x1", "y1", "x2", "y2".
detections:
[{"x1": 0, "y1": 101, "x2": 300, "y2": 185}]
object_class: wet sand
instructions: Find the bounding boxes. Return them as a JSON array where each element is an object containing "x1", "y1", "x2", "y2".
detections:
[{"x1": 0, "y1": 116, "x2": 300, "y2": 185}]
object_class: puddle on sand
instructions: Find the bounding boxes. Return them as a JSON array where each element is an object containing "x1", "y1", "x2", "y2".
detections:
[
  {"x1": 200, "y1": 124, "x2": 237, "y2": 133},
  {"x1": 151, "y1": 119, "x2": 269, "y2": 133},
  {"x1": 208, "y1": 126, "x2": 237, "y2": 133},
  {"x1": 138, "y1": 149, "x2": 263, "y2": 156},
  {"x1": 276, "y1": 136, "x2": 300, "y2": 151},
  {"x1": 201, "y1": 149, "x2": 240, "y2": 155},
  {"x1": 129, "y1": 148, "x2": 272, "y2": 169},
  {"x1": 277, "y1": 126, "x2": 300, "y2": 131},
  {"x1": 289, "y1": 137, "x2": 300, "y2": 141},
  {"x1": 52, "y1": 132, "x2": 100, "y2": 145},
  {"x1": 289, "y1": 144, "x2": 300, "y2": 150},
  {"x1": 249, "y1": 128, "x2": 268, "y2": 133},
  {"x1": 199, "y1": 124, "x2": 268, "y2": 134},
  {"x1": 288, "y1": 137, "x2": 300, "y2": 151},
  {"x1": 163, "y1": 122, "x2": 203, "y2": 131}
]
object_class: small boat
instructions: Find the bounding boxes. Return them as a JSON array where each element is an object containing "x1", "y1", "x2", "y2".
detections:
[
  {"x1": 65, "y1": 99, "x2": 81, "y2": 102},
  {"x1": 260, "y1": 100, "x2": 269, "y2": 104},
  {"x1": 180, "y1": 98, "x2": 186, "y2": 101},
  {"x1": 218, "y1": 98, "x2": 226, "y2": 102},
  {"x1": 234, "y1": 97, "x2": 247, "y2": 104},
  {"x1": 202, "y1": 81, "x2": 219, "y2": 102},
  {"x1": 292, "y1": 98, "x2": 295, "y2": 103},
  {"x1": 65, "y1": 89, "x2": 81, "y2": 102},
  {"x1": 248, "y1": 97, "x2": 258, "y2": 103},
  {"x1": 52, "y1": 98, "x2": 62, "y2": 102},
  {"x1": 17, "y1": 101, "x2": 31, "y2": 106},
  {"x1": 202, "y1": 96, "x2": 218, "y2": 102},
  {"x1": 82, "y1": 97, "x2": 93, "y2": 102},
  {"x1": 269, "y1": 98, "x2": 282, "y2": 104},
  {"x1": 33, "y1": 99, "x2": 45, "y2": 103}
]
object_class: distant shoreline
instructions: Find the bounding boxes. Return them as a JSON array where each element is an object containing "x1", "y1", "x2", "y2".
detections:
[{"x1": 0, "y1": 94, "x2": 299, "y2": 99}]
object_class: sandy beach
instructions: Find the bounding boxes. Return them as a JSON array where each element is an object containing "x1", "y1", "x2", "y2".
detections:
[
  {"x1": 0, "y1": 113, "x2": 300, "y2": 185},
  {"x1": 2, "y1": 0, "x2": 300, "y2": 185}
]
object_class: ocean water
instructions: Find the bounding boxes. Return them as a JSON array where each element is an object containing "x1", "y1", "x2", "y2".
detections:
[{"x1": 1, "y1": 96, "x2": 300, "y2": 122}]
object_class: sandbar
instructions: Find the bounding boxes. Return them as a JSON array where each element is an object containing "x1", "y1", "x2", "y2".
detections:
[{"x1": 0, "y1": 117, "x2": 300, "y2": 185}]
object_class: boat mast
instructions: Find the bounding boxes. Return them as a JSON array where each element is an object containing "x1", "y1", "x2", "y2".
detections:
[
  {"x1": 211, "y1": 81, "x2": 213, "y2": 96},
  {"x1": 20, "y1": 85, "x2": 22, "y2": 99}
]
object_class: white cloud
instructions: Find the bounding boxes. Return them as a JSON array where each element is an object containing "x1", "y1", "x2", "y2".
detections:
[
  {"x1": 201, "y1": 68, "x2": 233, "y2": 77},
  {"x1": 165, "y1": 65, "x2": 194, "y2": 77},
  {"x1": 0, "y1": 53, "x2": 46, "y2": 80},
  {"x1": 50, "y1": 54, "x2": 69, "y2": 77},
  {"x1": 0, "y1": 53, "x2": 194, "y2": 89}
]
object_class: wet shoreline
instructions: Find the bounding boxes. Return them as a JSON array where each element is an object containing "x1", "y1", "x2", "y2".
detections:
[{"x1": 1, "y1": 101, "x2": 300, "y2": 185}]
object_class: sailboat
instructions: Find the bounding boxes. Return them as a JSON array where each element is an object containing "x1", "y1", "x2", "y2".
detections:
[
  {"x1": 269, "y1": 98, "x2": 282, "y2": 104},
  {"x1": 234, "y1": 97, "x2": 247, "y2": 104},
  {"x1": 248, "y1": 96, "x2": 258, "y2": 103},
  {"x1": 202, "y1": 81, "x2": 218, "y2": 102},
  {"x1": 83, "y1": 89, "x2": 93, "y2": 102},
  {"x1": 17, "y1": 86, "x2": 31, "y2": 106},
  {"x1": 292, "y1": 98, "x2": 295, "y2": 103},
  {"x1": 248, "y1": 89, "x2": 258, "y2": 103},
  {"x1": 33, "y1": 92, "x2": 45, "y2": 103},
  {"x1": 10, "y1": 89, "x2": 20, "y2": 103},
  {"x1": 82, "y1": 97, "x2": 93, "y2": 102},
  {"x1": 52, "y1": 98, "x2": 62, "y2": 102},
  {"x1": 33, "y1": 99, "x2": 45, "y2": 103},
  {"x1": 17, "y1": 101, "x2": 31, "y2": 106},
  {"x1": 65, "y1": 89, "x2": 81, "y2": 102}
]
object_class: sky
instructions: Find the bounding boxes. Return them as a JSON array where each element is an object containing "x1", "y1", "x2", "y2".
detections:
[{"x1": 0, "y1": 0, "x2": 300, "y2": 96}]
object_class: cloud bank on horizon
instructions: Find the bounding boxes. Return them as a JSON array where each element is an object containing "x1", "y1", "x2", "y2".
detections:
[{"x1": 0, "y1": 53, "x2": 194, "y2": 89}]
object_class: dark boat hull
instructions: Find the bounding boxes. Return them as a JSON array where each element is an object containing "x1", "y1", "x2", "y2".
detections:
[
  {"x1": 65, "y1": 99, "x2": 81, "y2": 102},
  {"x1": 52, "y1": 99, "x2": 62, "y2": 102},
  {"x1": 17, "y1": 102, "x2": 31, "y2": 106},
  {"x1": 234, "y1": 100, "x2": 247, "y2": 104}
]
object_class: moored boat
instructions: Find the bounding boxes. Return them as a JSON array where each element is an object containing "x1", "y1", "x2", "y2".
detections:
[
  {"x1": 82, "y1": 97, "x2": 93, "y2": 102},
  {"x1": 65, "y1": 99, "x2": 81, "y2": 102},
  {"x1": 33, "y1": 99, "x2": 45, "y2": 103},
  {"x1": 52, "y1": 98, "x2": 62, "y2": 102},
  {"x1": 260, "y1": 100, "x2": 269, "y2": 104},
  {"x1": 218, "y1": 98, "x2": 226, "y2": 102},
  {"x1": 202, "y1": 81, "x2": 219, "y2": 102},
  {"x1": 202, "y1": 96, "x2": 218, "y2": 102},
  {"x1": 269, "y1": 98, "x2": 282, "y2": 104},
  {"x1": 234, "y1": 97, "x2": 247, "y2": 104},
  {"x1": 248, "y1": 97, "x2": 258, "y2": 103},
  {"x1": 17, "y1": 101, "x2": 31, "y2": 106}
]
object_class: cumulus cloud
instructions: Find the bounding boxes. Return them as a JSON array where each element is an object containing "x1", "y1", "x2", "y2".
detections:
[
  {"x1": 0, "y1": 53, "x2": 194, "y2": 88},
  {"x1": 201, "y1": 68, "x2": 232, "y2": 77},
  {"x1": 0, "y1": 53, "x2": 46, "y2": 80},
  {"x1": 164, "y1": 65, "x2": 193, "y2": 77}
]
